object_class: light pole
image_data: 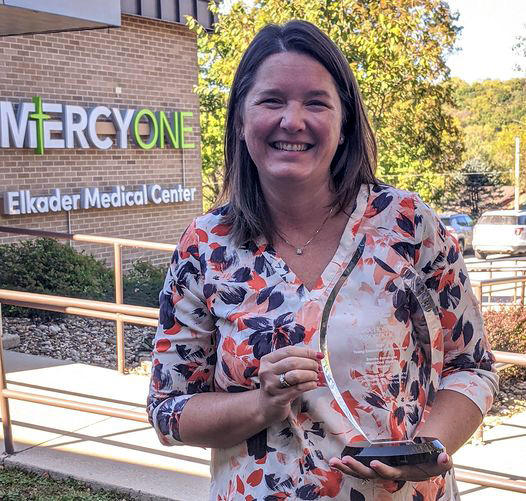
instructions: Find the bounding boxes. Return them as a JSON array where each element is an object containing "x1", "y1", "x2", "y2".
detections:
[{"x1": 512, "y1": 120, "x2": 524, "y2": 211}]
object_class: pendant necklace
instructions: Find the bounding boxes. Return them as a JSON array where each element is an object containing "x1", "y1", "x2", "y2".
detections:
[{"x1": 279, "y1": 206, "x2": 334, "y2": 255}]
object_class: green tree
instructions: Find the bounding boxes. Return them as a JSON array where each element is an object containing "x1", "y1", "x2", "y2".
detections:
[
  {"x1": 188, "y1": 0, "x2": 464, "y2": 209},
  {"x1": 450, "y1": 77, "x2": 526, "y2": 194},
  {"x1": 445, "y1": 155, "x2": 505, "y2": 219}
]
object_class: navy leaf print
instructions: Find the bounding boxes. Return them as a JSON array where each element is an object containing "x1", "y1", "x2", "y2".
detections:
[
  {"x1": 175, "y1": 344, "x2": 192, "y2": 360},
  {"x1": 177, "y1": 261, "x2": 200, "y2": 286},
  {"x1": 255, "y1": 255, "x2": 274, "y2": 276},
  {"x1": 257, "y1": 285, "x2": 276, "y2": 304},
  {"x1": 396, "y1": 213, "x2": 415, "y2": 237},
  {"x1": 364, "y1": 392, "x2": 386, "y2": 409},
  {"x1": 296, "y1": 485, "x2": 318, "y2": 500},
  {"x1": 218, "y1": 285, "x2": 247, "y2": 305},
  {"x1": 394, "y1": 405, "x2": 405, "y2": 425},
  {"x1": 267, "y1": 292, "x2": 284, "y2": 312},
  {"x1": 265, "y1": 473, "x2": 294, "y2": 490},
  {"x1": 407, "y1": 404, "x2": 420, "y2": 424},
  {"x1": 410, "y1": 380, "x2": 420, "y2": 400},
  {"x1": 463, "y1": 321, "x2": 474, "y2": 345},
  {"x1": 231, "y1": 267, "x2": 251, "y2": 282},
  {"x1": 279, "y1": 427, "x2": 293, "y2": 439},
  {"x1": 450, "y1": 353, "x2": 475, "y2": 370},
  {"x1": 392, "y1": 241, "x2": 417, "y2": 260},
  {"x1": 350, "y1": 488, "x2": 366, "y2": 501},
  {"x1": 374, "y1": 257, "x2": 396, "y2": 274},
  {"x1": 159, "y1": 290, "x2": 175, "y2": 330},
  {"x1": 247, "y1": 429, "x2": 275, "y2": 460},
  {"x1": 452, "y1": 315, "x2": 463, "y2": 342},
  {"x1": 203, "y1": 283, "x2": 216, "y2": 299},
  {"x1": 473, "y1": 339, "x2": 484, "y2": 362},
  {"x1": 210, "y1": 246, "x2": 237, "y2": 271},
  {"x1": 446, "y1": 245, "x2": 459, "y2": 265},
  {"x1": 244, "y1": 316, "x2": 272, "y2": 331},
  {"x1": 439, "y1": 284, "x2": 461, "y2": 309},
  {"x1": 459, "y1": 268, "x2": 467, "y2": 285},
  {"x1": 388, "y1": 377, "x2": 400, "y2": 397},
  {"x1": 371, "y1": 191, "x2": 393, "y2": 215}
]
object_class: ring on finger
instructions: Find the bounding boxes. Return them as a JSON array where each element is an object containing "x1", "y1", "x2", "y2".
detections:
[{"x1": 279, "y1": 372, "x2": 292, "y2": 389}]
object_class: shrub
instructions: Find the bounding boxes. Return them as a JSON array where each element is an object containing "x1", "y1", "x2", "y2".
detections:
[
  {"x1": 0, "y1": 238, "x2": 114, "y2": 319},
  {"x1": 123, "y1": 259, "x2": 165, "y2": 308},
  {"x1": 483, "y1": 305, "x2": 526, "y2": 381}
]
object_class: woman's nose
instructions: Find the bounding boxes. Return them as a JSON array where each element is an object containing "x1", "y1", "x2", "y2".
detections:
[{"x1": 279, "y1": 104, "x2": 305, "y2": 133}]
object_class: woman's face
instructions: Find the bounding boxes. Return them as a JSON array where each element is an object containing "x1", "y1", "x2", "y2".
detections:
[{"x1": 242, "y1": 51, "x2": 343, "y2": 191}]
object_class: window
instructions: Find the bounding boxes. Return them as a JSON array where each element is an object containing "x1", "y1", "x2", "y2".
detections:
[{"x1": 478, "y1": 215, "x2": 517, "y2": 225}]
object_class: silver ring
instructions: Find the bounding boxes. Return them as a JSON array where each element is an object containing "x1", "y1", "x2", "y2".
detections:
[{"x1": 279, "y1": 373, "x2": 291, "y2": 388}]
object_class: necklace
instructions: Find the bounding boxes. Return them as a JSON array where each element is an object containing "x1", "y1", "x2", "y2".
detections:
[{"x1": 279, "y1": 207, "x2": 334, "y2": 255}]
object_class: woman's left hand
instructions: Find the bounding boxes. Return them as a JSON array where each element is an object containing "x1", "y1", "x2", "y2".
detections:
[{"x1": 328, "y1": 451, "x2": 452, "y2": 482}]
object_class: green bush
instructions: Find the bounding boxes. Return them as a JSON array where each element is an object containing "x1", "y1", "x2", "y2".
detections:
[
  {"x1": 0, "y1": 239, "x2": 167, "y2": 319},
  {"x1": 483, "y1": 305, "x2": 526, "y2": 381},
  {"x1": 123, "y1": 259, "x2": 165, "y2": 307},
  {"x1": 0, "y1": 238, "x2": 114, "y2": 319}
]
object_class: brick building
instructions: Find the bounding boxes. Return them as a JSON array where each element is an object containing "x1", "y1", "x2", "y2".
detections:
[{"x1": 0, "y1": 1, "x2": 214, "y2": 267}]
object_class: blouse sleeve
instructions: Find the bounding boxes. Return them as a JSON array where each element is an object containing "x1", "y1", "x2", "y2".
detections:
[
  {"x1": 147, "y1": 220, "x2": 216, "y2": 446},
  {"x1": 412, "y1": 196, "x2": 498, "y2": 415}
]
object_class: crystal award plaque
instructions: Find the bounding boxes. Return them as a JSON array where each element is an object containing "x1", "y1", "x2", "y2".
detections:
[{"x1": 319, "y1": 239, "x2": 445, "y2": 467}]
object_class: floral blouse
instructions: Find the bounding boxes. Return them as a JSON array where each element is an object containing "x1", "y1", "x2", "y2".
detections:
[{"x1": 148, "y1": 184, "x2": 498, "y2": 500}]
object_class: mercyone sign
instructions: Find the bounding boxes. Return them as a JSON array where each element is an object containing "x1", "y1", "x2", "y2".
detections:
[
  {"x1": 0, "y1": 97, "x2": 195, "y2": 155},
  {"x1": 2, "y1": 184, "x2": 197, "y2": 216}
]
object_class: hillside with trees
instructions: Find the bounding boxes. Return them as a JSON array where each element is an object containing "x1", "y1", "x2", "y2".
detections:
[{"x1": 445, "y1": 78, "x2": 526, "y2": 217}]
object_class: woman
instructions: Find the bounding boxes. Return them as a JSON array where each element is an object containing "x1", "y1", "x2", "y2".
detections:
[{"x1": 148, "y1": 20, "x2": 498, "y2": 500}]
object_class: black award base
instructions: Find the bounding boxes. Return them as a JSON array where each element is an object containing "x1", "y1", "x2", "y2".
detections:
[{"x1": 341, "y1": 437, "x2": 445, "y2": 467}]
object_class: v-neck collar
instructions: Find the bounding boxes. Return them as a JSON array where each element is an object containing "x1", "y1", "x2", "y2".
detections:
[{"x1": 259, "y1": 184, "x2": 370, "y2": 301}]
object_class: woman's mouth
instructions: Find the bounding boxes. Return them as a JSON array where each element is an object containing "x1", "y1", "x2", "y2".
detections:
[{"x1": 271, "y1": 141, "x2": 313, "y2": 152}]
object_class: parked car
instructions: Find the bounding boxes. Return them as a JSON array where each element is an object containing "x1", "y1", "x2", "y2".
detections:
[
  {"x1": 439, "y1": 212, "x2": 474, "y2": 253},
  {"x1": 472, "y1": 210, "x2": 526, "y2": 259}
]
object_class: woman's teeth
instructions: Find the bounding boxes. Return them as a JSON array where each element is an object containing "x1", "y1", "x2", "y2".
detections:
[{"x1": 272, "y1": 142, "x2": 310, "y2": 151}]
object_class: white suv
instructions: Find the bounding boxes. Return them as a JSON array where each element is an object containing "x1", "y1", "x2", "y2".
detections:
[
  {"x1": 472, "y1": 210, "x2": 526, "y2": 259},
  {"x1": 439, "y1": 213, "x2": 474, "y2": 253}
]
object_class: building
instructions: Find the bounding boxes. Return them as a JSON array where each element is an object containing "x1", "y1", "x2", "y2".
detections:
[{"x1": 0, "y1": 1, "x2": 214, "y2": 266}]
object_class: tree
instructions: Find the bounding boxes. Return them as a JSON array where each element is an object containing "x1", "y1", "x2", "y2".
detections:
[
  {"x1": 445, "y1": 155, "x2": 505, "y2": 219},
  {"x1": 449, "y1": 77, "x2": 526, "y2": 198},
  {"x1": 187, "y1": 0, "x2": 464, "y2": 209}
]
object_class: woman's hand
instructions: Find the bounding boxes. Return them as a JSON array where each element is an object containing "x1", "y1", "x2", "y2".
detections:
[
  {"x1": 328, "y1": 452, "x2": 452, "y2": 482},
  {"x1": 257, "y1": 346, "x2": 323, "y2": 424}
]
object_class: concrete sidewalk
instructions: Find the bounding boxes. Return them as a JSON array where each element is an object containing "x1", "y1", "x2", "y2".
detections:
[
  {"x1": 0, "y1": 351, "x2": 210, "y2": 501},
  {"x1": 0, "y1": 350, "x2": 524, "y2": 500}
]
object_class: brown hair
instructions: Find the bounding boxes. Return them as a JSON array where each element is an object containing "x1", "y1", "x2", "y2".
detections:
[{"x1": 219, "y1": 20, "x2": 378, "y2": 246}]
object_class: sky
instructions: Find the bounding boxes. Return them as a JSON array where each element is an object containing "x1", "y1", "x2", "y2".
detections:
[{"x1": 446, "y1": 0, "x2": 526, "y2": 82}]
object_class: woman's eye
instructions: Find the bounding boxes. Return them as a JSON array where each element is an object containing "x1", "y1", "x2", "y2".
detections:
[
  {"x1": 307, "y1": 101, "x2": 328, "y2": 107},
  {"x1": 261, "y1": 98, "x2": 281, "y2": 105}
]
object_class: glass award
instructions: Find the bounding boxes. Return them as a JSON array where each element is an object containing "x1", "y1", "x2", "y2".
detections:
[{"x1": 319, "y1": 240, "x2": 445, "y2": 467}]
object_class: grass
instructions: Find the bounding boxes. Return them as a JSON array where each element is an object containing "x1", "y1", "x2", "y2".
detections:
[{"x1": 0, "y1": 466, "x2": 135, "y2": 501}]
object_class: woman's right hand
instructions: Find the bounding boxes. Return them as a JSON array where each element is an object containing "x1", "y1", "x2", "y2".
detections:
[{"x1": 257, "y1": 346, "x2": 323, "y2": 424}]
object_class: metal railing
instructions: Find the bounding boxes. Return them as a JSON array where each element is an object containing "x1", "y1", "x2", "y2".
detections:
[
  {"x1": 1, "y1": 228, "x2": 526, "y2": 493},
  {"x1": 0, "y1": 226, "x2": 175, "y2": 373}
]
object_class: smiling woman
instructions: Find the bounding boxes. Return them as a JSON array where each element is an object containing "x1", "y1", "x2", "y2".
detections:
[{"x1": 147, "y1": 20, "x2": 498, "y2": 501}]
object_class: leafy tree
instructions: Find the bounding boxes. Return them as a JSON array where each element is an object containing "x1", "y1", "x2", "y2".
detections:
[
  {"x1": 450, "y1": 77, "x2": 526, "y2": 196},
  {"x1": 187, "y1": 0, "x2": 464, "y2": 209},
  {"x1": 445, "y1": 155, "x2": 505, "y2": 219}
]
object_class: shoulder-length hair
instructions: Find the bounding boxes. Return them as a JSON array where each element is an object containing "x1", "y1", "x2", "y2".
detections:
[{"x1": 219, "y1": 20, "x2": 378, "y2": 246}]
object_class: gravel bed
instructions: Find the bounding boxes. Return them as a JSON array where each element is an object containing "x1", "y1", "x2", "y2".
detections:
[
  {"x1": 2, "y1": 315, "x2": 155, "y2": 372},
  {"x1": 2, "y1": 316, "x2": 525, "y2": 422}
]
